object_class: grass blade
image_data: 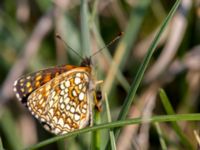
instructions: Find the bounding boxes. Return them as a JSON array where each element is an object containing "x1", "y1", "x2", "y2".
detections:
[
  {"x1": 0, "y1": 137, "x2": 4, "y2": 150},
  {"x1": 26, "y1": 113, "x2": 200, "y2": 150},
  {"x1": 0, "y1": 108, "x2": 23, "y2": 150},
  {"x1": 114, "y1": 0, "x2": 181, "y2": 138},
  {"x1": 159, "y1": 89, "x2": 194, "y2": 149},
  {"x1": 154, "y1": 123, "x2": 167, "y2": 150},
  {"x1": 80, "y1": 0, "x2": 91, "y2": 56},
  {"x1": 193, "y1": 130, "x2": 200, "y2": 147},
  {"x1": 105, "y1": 94, "x2": 117, "y2": 150},
  {"x1": 91, "y1": 111, "x2": 101, "y2": 150}
]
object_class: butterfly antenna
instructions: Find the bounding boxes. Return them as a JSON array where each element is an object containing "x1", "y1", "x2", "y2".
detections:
[
  {"x1": 90, "y1": 32, "x2": 123, "y2": 57},
  {"x1": 56, "y1": 34, "x2": 84, "y2": 60}
]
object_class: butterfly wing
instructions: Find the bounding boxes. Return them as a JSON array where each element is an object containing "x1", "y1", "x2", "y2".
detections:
[
  {"x1": 13, "y1": 65, "x2": 77, "y2": 104},
  {"x1": 27, "y1": 67, "x2": 92, "y2": 134}
]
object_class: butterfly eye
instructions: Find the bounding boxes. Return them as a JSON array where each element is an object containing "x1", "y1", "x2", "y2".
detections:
[{"x1": 96, "y1": 90, "x2": 102, "y2": 101}]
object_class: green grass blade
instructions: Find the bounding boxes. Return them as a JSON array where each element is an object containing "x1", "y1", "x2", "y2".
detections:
[
  {"x1": 80, "y1": 0, "x2": 91, "y2": 56},
  {"x1": 159, "y1": 89, "x2": 194, "y2": 149},
  {"x1": 154, "y1": 123, "x2": 167, "y2": 150},
  {"x1": 0, "y1": 137, "x2": 4, "y2": 150},
  {"x1": 26, "y1": 113, "x2": 200, "y2": 150},
  {"x1": 91, "y1": 111, "x2": 101, "y2": 150},
  {"x1": 0, "y1": 108, "x2": 23, "y2": 150},
  {"x1": 80, "y1": 1, "x2": 97, "y2": 149},
  {"x1": 105, "y1": 94, "x2": 117, "y2": 150},
  {"x1": 159, "y1": 89, "x2": 176, "y2": 114},
  {"x1": 115, "y1": 0, "x2": 181, "y2": 138}
]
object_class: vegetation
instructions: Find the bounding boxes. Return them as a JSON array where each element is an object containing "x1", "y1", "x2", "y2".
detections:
[{"x1": 0, "y1": 0, "x2": 199, "y2": 149}]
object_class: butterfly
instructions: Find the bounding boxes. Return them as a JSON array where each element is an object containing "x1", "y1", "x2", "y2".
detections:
[
  {"x1": 13, "y1": 56, "x2": 103, "y2": 135},
  {"x1": 13, "y1": 33, "x2": 122, "y2": 135}
]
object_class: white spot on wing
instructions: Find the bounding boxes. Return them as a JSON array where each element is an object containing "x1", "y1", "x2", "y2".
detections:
[
  {"x1": 65, "y1": 80, "x2": 70, "y2": 87},
  {"x1": 74, "y1": 113, "x2": 80, "y2": 121},
  {"x1": 26, "y1": 76, "x2": 31, "y2": 79},
  {"x1": 49, "y1": 109, "x2": 54, "y2": 116},
  {"x1": 83, "y1": 104, "x2": 87, "y2": 109},
  {"x1": 59, "y1": 97, "x2": 64, "y2": 103},
  {"x1": 65, "y1": 88, "x2": 68, "y2": 93},
  {"x1": 41, "y1": 118, "x2": 45, "y2": 122},
  {"x1": 82, "y1": 108, "x2": 86, "y2": 113},
  {"x1": 38, "y1": 94, "x2": 42, "y2": 100},
  {"x1": 64, "y1": 97, "x2": 70, "y2": 104},
  {"x1": 72, "y1": 90, "x2": 77, "y2": 96},
  {"x1": 64, "y1": 94, "x2": 68, "y2": 99},
  {"x1": 58, "y1": 118, "x2": 64, "y2": 127},
  {"x1": 53, "y1": 116, "x2": 58, "y2": 123},
  {"x1": 74, "y1": 77, "x2": 81, "y2": 85},
  {"x1": 49, "y1": 100, "x2": 54, "y2": 107},
  {"x1": 54, "y1": 128, "x2": 61, "y2": 134},
  {"x1": 62, "y1": 130, "x2": 68, "y2": 134},
  {"x1": 60, "y1": 83, "x2": 65, "y2": 90},
  {"x1": 78, "y1": 84, "x2": 83, "y2": 89},
  {"x1": 51, "y1": 91, "x2": 56, "y2": 98},
  {"x1": 13, "y1": 87, "x2": 17, "y2": 92},
  {"x1": 79, "y1": 92, "x2": 84, "y2": 101},
  {"x1": 84, "y1": 73, "x2": 89, "y2": 82},
  {"x1": 60, "y1": 103, "x2": 65, "y2": 109},
  {"x1": 76, "y1": 73, "x2": 81, "y2": 77},
  {"x1": 60, "y1": 90, "x2": 65, "y2": 96},
  {"x1": 13, "y1": 80, "x2": 18, "y2": 86},
  {"x1": 66, "y1": 104, "x2": 70, "y2": 110},
  {"x1": 64, "y1": 124, "x2": 71, "y2": 129},
  {"x1": 16, "y1": 93, "x2": 22, "y2": 101},
  {"x1": 70, "y1": 106, "x2": 75, "y2": 113}
]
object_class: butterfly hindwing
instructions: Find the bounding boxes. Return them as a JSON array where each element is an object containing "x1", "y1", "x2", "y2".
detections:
[{"x1": 27, "y1": 68, "x2": 91, "y2": 134}]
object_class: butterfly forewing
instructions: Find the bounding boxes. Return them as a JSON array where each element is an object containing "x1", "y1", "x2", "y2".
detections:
[{"x1": 13, "y1": 65, "x2": 77, "y2": 104}]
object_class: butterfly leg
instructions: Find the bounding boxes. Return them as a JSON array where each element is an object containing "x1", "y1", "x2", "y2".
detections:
[
  {"x1": 88, "y1": 90, "x2": 102, "y2": 127},
  {"x1": 94, "y1": 80, "x2": 104, "y2": 112},
  {"x1": 93, "y1": 89, "x2": 103, "y2": 112}
]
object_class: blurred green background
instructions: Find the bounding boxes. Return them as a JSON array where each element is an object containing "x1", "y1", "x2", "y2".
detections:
[{"x1": 0, "y1": 0, "x2": 200, "y2": 150}]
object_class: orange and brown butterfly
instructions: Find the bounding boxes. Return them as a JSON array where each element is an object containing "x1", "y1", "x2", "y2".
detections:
[
  {"x1": 13, "y1": 33, "x2": 122, "y2": 135},
  {"x1": 13, "y1": 57, "x2": 101, "y2": 135}
]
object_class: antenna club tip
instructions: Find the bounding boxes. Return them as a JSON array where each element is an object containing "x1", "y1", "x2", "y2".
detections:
[
  {"x1": 118, "y1": 32, "x2": 124, "y2": 36},
  {"x1": 56, "y1": 34, "x2": 61, "y2": 39}
]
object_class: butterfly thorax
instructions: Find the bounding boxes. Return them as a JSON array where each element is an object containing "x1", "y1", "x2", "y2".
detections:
[
  {"x1": 80, "y1": 57, "x2": 97, "y2": 90},
  {"x1": 80, "y1": 57, "x2": 92, "y2": 67}
]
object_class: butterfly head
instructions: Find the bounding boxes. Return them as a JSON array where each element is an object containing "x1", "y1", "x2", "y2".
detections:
[{"x1": 80, "y1": 56, "x2": 92, "y2": 67}]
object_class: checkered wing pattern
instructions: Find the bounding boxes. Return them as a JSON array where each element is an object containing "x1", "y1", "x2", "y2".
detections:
[
  {"x1": 13, "y1": 65, "x2": 77, "y2": 104},
  {"x1": 14, "y1": 66, "x2": 92, "y2": 135}
]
